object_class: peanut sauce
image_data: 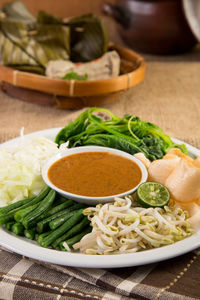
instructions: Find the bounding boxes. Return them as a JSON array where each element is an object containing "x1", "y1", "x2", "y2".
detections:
[{"x1": 48, "y1": 152, "x2": 142, "y2": 197}]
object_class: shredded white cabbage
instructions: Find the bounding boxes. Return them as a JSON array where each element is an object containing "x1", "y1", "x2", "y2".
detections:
[
  {"x1": 73, "y1": 197, "x2": 193, "y2": 255},
  {"x1": 0, "y1": 134, "x2": 65, "y2": 206}
]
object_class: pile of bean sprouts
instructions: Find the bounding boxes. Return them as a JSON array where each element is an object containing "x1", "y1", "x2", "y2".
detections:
[{"x1": 73, "y1": 197, "x2": 193, "y2": 255}]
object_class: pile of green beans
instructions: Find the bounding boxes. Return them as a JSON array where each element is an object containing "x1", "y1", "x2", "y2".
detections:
[{"x1": 0, "y1": 187, "x2": 91, "y2": 251}]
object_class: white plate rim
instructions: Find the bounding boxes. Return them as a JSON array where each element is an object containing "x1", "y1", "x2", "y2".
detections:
[{"x1": 0, "y1": 127, "x2": 200, "y2": 268}]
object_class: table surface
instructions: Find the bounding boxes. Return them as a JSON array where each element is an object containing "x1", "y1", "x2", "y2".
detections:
[{"x1": 0, "y1": 30, "x2": 200, "y2": 300}]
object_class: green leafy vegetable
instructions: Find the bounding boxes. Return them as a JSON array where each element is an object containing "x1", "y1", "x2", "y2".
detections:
[
  {"x1": 55, "y1": 109, "x2": 89, "y2": 145},
  {"x1": 55, "y1": 108, "x2": 188, "y2": 161},
  {"x1": 62, "y1": 72, "x2": 88, "y2": 81}
]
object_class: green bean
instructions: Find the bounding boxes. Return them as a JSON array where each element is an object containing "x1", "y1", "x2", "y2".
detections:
[
  {"x1": 5, "y1": 221, "x2": 15, "y2": 231},
  {"x1": 0, "y1": 186, "x2": 51, "y2": 225},
  {"x1": 35, "y1": 199, "x2": 73, "y2": 223},
  {"x1": 49, "y1": 210, "x2": 81, "y2": 231},
  {"x1": 37, "y1": 231, "x2": 51, "y2": 244},
  {"x1": 52, "y1": 216, "x2": 90, "y2": 249},
  {"x1": 35, "y1": 232, "x2": 50, "y2": 241},
  {"x1": 45, "y1": 199, "x2": 74, "y2": 216},
  {"x1": 0, "y1": 196, "x2": 35, "y2": 215},
  {"x1": 39, "y1": 209, "x2": 84, "y2": 248},
  {"x1": 36, "y1": 202, "x2": 85, "y2": 233},
  {"x1": 38, "y1": 210, "x2": 75, "y2": 233},
  {"x1": 0, "y1": 211, "x2": 17, "y2": 226},
  {"x1": 36, "y1": 219, "x2": 51, "y2": 234},
  {"x1": 60, "y1": 226, "x2": 92, "y2": 251},
  {"x1": 14, "y1": 203, "x2": 39, "y2": 223},
  {"x1": 24, "y1": 228, "x2": 36, "y2": 240},
  {"x1": 56, "y1": 196, "x2": 70, "y2": 204},
  {"x1": 49, "y1": 202, "x2": 86, "y2": 229},
  {"x1": 11, "y1": 223, "x2": 24, "y2": 236},
  {"x1": 22, "y1": 189, "x2": 56, "y2": 229}
]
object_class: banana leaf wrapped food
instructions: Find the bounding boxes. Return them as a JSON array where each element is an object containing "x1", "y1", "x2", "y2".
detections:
[
  {"x1": 0, "y1": 19, "x2": 70, "y2": 74},
  {"x1": 45, "y1": 51, "x2": 120, "y2": 81},
  {"x1": 0, "y1": 1, "x2": 108, "y2": 74}
]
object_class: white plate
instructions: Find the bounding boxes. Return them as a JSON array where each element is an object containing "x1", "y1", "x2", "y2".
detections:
[{"x1": 0, "y1": 128, "x2": 200, "y2": 268}]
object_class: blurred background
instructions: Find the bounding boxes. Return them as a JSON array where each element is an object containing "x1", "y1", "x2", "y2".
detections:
[
  {"x1": 0, "y1": 0, "x2": 200, "y2": 63},
  {"x1": 0, "y1": 0, "x2": 199, "y2": 110},
  {"x1": 0, "y1": 0, "x2": 199, "y2": 58},
  {"x1": 0, "y1": 0, "x2": 113, "y2": 17},
  {"x1": 0, "y1": 0, "x2": 124, "y2": 45},
  {"x1": 0, "y1": 1, "x2": 200, "y2": 154}
]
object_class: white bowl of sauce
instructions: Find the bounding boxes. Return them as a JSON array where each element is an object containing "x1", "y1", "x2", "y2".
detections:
[{"x1": 42, "y1": 146, "x2": 148, "y2": 205}]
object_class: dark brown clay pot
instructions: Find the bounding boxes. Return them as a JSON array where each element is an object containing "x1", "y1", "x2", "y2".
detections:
[{"x1": 102, "y1": 0, "x2": 197, "y2": 55}]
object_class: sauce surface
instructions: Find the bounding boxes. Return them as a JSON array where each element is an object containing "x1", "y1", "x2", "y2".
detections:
[{"x1": 48, "y1": 152, "x2": 142, "y2": 197}]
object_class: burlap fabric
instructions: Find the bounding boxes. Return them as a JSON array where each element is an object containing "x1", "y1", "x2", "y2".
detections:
[
  {"x1": 0, "y1": 50, "x2": 200, "y2": 299},
  {"x1": 1, "y1": 58, "x2": 200, "y2": 147}
]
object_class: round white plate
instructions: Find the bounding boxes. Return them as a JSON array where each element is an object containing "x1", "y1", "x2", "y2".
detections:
[{"x1": 0, "y1": 128, "x2": 200, "y2": 268}]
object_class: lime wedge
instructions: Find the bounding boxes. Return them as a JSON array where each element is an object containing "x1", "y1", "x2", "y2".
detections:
[{"x1": 136, "y1": 182, "x2": 170, "y2": 208}]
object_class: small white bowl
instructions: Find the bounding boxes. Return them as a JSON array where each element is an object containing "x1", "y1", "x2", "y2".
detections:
[{"x1": 42, "y1": 146, "x2": 148, "y2": 205}]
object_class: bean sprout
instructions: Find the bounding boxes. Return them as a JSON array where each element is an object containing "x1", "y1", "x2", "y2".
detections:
[{"x1": 74, "y1": 197, "x2": 194, "y2": 255}]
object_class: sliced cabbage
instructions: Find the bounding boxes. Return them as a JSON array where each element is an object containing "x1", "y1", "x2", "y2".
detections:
[{"x1": 0, "y1": 135, "x2": 60, "y2": 206}]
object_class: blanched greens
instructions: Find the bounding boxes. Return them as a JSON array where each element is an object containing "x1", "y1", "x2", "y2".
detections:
[
  {"x1": 55, "y1": 108, "x2": 188, "y2": 161},
  {"x1": 62, "y1": 72, "x2": 88, "y2": 81}
]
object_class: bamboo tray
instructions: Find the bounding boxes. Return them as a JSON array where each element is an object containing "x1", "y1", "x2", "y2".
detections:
[{"x1": 0, "y1": 44, "x2": 145, "y2": 109}]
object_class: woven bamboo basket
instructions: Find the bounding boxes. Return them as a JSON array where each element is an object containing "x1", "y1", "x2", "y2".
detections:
[{"x1": 0, "y1": 43, "x2": 145, "y2": 109}]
